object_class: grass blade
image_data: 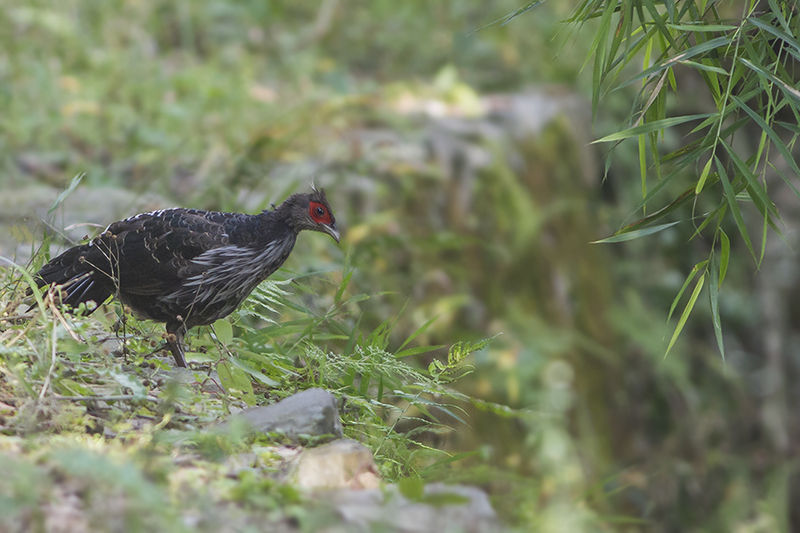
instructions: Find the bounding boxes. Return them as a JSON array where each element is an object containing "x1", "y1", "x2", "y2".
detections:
[{"x1": 397, "y1": 316, "x2": 439, "y2": 352}]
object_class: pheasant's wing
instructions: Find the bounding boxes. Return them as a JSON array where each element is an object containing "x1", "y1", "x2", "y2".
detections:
[{"x1": 91, "y1": 209, "x2": 233, "y2": 297}]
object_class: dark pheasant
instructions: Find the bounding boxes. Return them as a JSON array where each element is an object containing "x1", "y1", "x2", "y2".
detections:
[{"x1": 34, "y1": 189, "x2": 339, "y2": 367}]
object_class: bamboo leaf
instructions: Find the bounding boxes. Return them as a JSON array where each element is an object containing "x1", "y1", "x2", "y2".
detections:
[
  {"x1": 695, "y1": 158, "x2": 714, "y2": 194},
  {"x1": 668, "y1": 260, "x2": 708, "y2": 322},
  {"x1": 620, "y1": 36, "x2": 730, "y2": 88},
  {"x1": 621, "y1": 186, "x2": 696, "y2": 234},
  {"x1": 666, "y1": 24, "x2": 737, "y2": 32},
  {"x1": 719, "y1": 229, "x2": 730, "y2": 285},
  {"x1": 748, "y1": 16, "x2": 800, "y2": 54},
  {"x1": 678, "y1": 59, "x2": 729, "y2": 76},
  {"x1": 638, "y1": 134, "x2": 647, "y2": 202},
  {"x1": 593, "y1": 114, "x2": 712, "y2": 143},
  {"x1": 665, "y1": 272, "x2": 705, "y2": 357},
  {"x1": 765, "y1": 0, "x2": 791, "y2": 31},
  {"x1": 708, "y1": 254, "x2": 724, "y2": 359},
  {"x1": 592, "y1": 220, "x2": 681, "y2": 244},
  {"x1": 715, "y1": 155, "x2": 756, "y2": 262},
  {"x1": 642, "y1": 0, "x2": 677, "y2": 49},
  {"x1": 738, "y1": 58, "x2": 800, "y2": 105},
  {"x1": 718, "y1": 138, "x2": 776, "y2": 218},
  {"x1": 730, "y1": 95, "x2": 800, "y2": 179}
]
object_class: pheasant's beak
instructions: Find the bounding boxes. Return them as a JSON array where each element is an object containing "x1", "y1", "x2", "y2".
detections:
[{"x1": 324, "y1": 223, "x2": 340, "y2": 243}]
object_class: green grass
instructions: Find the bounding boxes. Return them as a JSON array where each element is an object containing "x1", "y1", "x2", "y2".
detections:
[{"x1": 0, "y1": 253, "x2": 500, "y2": 530}]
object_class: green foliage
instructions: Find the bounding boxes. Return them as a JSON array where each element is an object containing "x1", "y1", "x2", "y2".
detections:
[
  {"x1": 567, "y1": 0, "x2": 800, "y2": 356},
  {"x1": 0, "y1": 252, "x2": 495, "y2": 527},
  {"x1": 230, "y1": 272, "x2": 498, "y2": 479}
]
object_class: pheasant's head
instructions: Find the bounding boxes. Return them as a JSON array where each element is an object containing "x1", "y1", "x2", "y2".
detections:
[{"x1": 283, "y1": 188, "x2": 340, "y2": 243}]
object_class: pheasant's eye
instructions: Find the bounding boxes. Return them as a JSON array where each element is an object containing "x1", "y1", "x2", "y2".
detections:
[{"x1": 309, "y1": 201, "x2": 332, "y2": 224}]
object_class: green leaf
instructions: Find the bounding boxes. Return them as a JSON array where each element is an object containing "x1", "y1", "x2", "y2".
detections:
[
  {"x1": 677, "y1": 59, "x2": 729, "y2": 75},
  {"x1": 213, "y1": 319, "x2": 234, "y2": 345},
  {"x1": 665, "y1": 272, "x2": 705, "y2": 357},
  {"x1": 747, "y1": 16, "x2": 800, "y2": 55},
  {"x1": 715, "y1": 155, "x2": 756, "y2": 262},
  {"x1": 217, "y1": 361, "x2": 234, "y2": 389},
  {"x1": 709, "y1": 253, "x2": 725, "y2": 359},
  {"x1": 739, "y1": 58, "x2": 800, "y2": 105},
  {"x1": 57, "y1": 378, "x2": 92, "y2": 396},
  {"x1": 668, "y1": 260, "x2": 708, "y2": 323},
  {"x1": 217, "y1": 361, "x2": 256, "y2": 404},
  {"x1": 593, "y1": 114, "x2": 712, "y2": 143},
  {"x1": 695, "y1": 158, "x2": 714, "y2": 194},
  {"x1": 719, "y1": 229, "x2": 730, "y2": 285},
  {"x1": 642, "y1": 0, "x2": 677, "y2": 50},
  {"x1": 666, "y1": 23, "x2": 737, "y2": 32},
  {"x1": 718, "y1": 138, "x2": 776, "y2": 219},
  {"x1": 638, "y1": 134, "x2": 647, "y2": 202},
  {"x1": 592, "y1": 221, "x2": 681, "y2": 244},
  {"x1": 620, "y1": 36, "x2": 731, "y2": 88},
  {"x1": 623, "y1": 186, "x2": 696, "y2": 234},
  {"x1": 229, "y1": 357, "x2": 279, "y2": 387}
]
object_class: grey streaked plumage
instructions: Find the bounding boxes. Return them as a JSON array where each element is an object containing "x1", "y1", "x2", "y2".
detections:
[{"x1": 35, "y1": 189, "x2": 339, "y2": 366}]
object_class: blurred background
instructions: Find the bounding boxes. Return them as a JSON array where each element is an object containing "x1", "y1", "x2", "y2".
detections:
[{"x1": 1, "y1": 1, "x2": 797, "y2": 530}]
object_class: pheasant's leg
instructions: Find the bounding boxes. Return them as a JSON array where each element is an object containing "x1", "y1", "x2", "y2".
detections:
[{"x1": 165, "y1": 322, "x2": 187, "y2": 367}]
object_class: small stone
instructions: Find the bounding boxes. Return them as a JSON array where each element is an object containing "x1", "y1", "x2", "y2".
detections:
[
  {"x1": 221, "y1": 388, "x2": 342, "y2": 439},
  {"x1": 291, "y1": 439, "x2": 380, "y2": 490}
]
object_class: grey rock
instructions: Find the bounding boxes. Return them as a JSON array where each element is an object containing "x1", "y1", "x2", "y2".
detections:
[
  {"x1": 324, "y1": 483, "x2": 502, "y2": 533},
  {"x1": 222, "y1": 388, "x2": 342, "y2": 439},
  {"x1": 0, "y1": 184, "x2": 167, "y2": 263}
]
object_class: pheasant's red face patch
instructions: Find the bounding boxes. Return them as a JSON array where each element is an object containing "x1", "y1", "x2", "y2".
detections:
[{"x1": 309, "y1": 201, "x2": 333, "y2": 225}]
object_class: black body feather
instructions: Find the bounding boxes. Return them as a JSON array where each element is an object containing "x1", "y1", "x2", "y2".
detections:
[{"x1": 35, "y1": 190, "x2": 339, "y2": 366}]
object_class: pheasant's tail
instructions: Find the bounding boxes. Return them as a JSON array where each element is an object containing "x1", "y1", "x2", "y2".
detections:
[{"x1": 33, "y1": 244, "x2": 112, "y2": 313}]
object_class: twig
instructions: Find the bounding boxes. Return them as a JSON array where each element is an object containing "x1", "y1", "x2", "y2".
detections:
[
  {"x1": 52, "y1": 394, "x2": 159, "y2": 402},
  {"x1": 46, "y1": 290, "x2": 83, "y2": 342},
  {"x1": 0, "y1": 314, "x2": 34, "y2": 322}
]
